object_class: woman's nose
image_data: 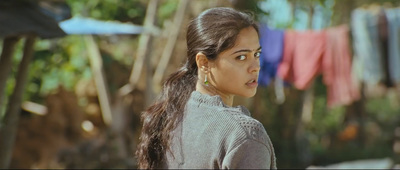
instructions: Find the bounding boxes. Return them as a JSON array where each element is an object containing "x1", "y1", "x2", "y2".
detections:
[{"x1": 250, "y1": 59, "x2": 260, "y2": 73}]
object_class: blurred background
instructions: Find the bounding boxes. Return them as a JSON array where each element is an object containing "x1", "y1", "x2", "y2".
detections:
[{"x1": 0, "y1": 0, "x2": 399, "y2": 169}]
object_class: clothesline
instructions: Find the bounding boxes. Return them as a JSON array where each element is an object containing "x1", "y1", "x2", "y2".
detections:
[{"x1": 258, "y1": 5, "x2": 400, "y2": 108}]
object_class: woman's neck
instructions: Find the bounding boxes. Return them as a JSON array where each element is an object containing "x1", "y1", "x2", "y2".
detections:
[{"x1": 195, "y1": 81, "x2": 234, "y2": 107}]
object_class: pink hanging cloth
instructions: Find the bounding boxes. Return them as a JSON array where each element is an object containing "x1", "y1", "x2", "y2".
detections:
[
  {"x1": 277, "y1": 30, "x2": 326, "y2": 90},
  {"x1": 277, "y1": 26, "x2": 360, "y2": 107},
  {"x1": 323, "y1": 25, "x2": 360, "y2": 107}
]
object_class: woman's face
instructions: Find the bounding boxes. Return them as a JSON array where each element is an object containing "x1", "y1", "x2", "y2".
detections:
[{"x1": 208, "y1": 26, "x2": 261, "y2": 98}]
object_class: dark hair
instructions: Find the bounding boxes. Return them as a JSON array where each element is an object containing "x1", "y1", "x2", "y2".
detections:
[{"x1": 135, "y1": 7, "x2": 259, "y2": 169}]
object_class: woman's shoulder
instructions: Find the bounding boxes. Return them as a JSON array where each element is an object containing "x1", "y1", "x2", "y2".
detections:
[
  {"x1": 219, "y1": 108, "x2": 277, "y2": 169},
  {"x1": 186, "y1": 91, "x2": 272, "y2": 145},
  {"x1": 220, "y1": 107, "x2": 272, "y2": 146}
]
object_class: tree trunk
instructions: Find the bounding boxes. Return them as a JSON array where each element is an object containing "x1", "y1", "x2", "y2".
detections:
[
  {"x1": 294, "y1": 2, "x2": 315, "y2": 167},
  {"x1": 0, "y1": 35, "x2": 36, "y2": 169}
]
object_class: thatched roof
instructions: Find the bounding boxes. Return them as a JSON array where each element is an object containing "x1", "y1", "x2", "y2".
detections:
[{"x1": 0, "y1": 0, "x2": 69, "y2": 38}]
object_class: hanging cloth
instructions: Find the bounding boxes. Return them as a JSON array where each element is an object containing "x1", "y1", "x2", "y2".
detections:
[
  {"x1": 277, "y1": 30, "x2": 326, "y2": 90},
  {"x1": 385, "y1": 8, "x2": 400, "y2": 85},
  {"x1": 351, "y1": 8, "x2": 384, "y2": 86},
  {"x1": 323, "y1": 25, "x2": 360, "y2": 107},
  {"x1": 258, "y1": 25, "x2": 284, "y2": 86},
  {"x1": 377, "y1": 8, "x2": 393, "y2": 87}
]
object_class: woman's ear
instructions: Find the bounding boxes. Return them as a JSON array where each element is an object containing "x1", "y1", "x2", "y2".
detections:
[{"x1": 196, "y1": 52, "x2": 209, "y2": 71}]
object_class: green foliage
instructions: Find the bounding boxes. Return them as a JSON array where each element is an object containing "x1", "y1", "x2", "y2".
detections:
[
  {"x1": 158, "y1": 0, "x2": 179, "y2": 26},
  {"x1": 232, "y1": 0, "x2": 270, "y2": 20},
  {"x1": 308, "y1": 77, "x2": 346, "y2": 136},
  {"x1": 24, "y1": 36, "x2": 92, "y2": 103},
  {"x1": 66, "y1": 0, "x2": 147, "y2": 24},
  {"x1": 366, "y1": 96, "x2": 400, "y2": 123}
]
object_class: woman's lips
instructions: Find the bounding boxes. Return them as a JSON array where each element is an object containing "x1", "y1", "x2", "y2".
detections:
[{"x1": 246, "y1": 79, "x2": 258, "y2": 88}]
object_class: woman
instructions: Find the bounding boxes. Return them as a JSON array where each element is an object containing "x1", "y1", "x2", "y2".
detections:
[{"x1": 136, "y1": 7, "x2": 276, "y2": 169}]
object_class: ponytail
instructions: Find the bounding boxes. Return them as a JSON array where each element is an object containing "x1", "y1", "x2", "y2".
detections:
[{"x1": 136, "y1": 63, "x2": 197, "y2": 169}]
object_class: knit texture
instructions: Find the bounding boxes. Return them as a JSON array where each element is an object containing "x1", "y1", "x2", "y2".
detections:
[{"x1": 161, "y1": 91, "x2": 277, "y2": 169}]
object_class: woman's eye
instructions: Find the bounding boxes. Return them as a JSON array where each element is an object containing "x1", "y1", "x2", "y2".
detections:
[
  {"x1": 254, "y1": 52, "x2": 261, "y2": 58},
  {"x1": 237, "y1": 55, "x2": 246, "y2": 61}
]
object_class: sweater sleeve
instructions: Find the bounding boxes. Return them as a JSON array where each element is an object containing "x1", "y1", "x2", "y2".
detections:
[{"x1": 222, "y1": 138, "x2": 274, "y2": 169}]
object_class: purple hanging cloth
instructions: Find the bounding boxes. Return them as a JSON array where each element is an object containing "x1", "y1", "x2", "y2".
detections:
[{"x1": 258, "y1": 24, "x2": 284, "y2": 86}]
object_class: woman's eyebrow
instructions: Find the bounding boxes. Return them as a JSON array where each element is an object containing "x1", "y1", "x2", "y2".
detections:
[{"x1": 231, "y1": 46, "x2": 262, "y2": 55}]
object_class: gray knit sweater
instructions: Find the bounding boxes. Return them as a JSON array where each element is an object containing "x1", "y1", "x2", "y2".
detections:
[{"x1": 161, "y1": 91, "x2": 277, "y2": 169}]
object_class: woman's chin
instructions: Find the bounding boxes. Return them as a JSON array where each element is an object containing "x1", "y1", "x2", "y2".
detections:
[{"x1": 239, "y1": 91, "x2": 257, "y2": 98}]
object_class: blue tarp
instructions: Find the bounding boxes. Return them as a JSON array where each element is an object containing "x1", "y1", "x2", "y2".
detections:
[{"x1": 59, "y1": 17, "x2": 143, "y2": 35}]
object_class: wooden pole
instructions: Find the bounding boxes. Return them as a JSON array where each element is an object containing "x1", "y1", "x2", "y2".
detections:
[
  {"x1": 0, "y1": 35, "x2": 36, "y2": 168},
  {"x1": 153, "y1": 0, "x2": 189, "y2": 92},
  {"x1": 118, "y1": 0, "x2": 159, "y2": 97},
  {"x1": 84, "y1": 35, "x2": 113, "y2": 126},
  {"x1": 0, "y1": 37, "x2": 20, "y2": 117}
]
